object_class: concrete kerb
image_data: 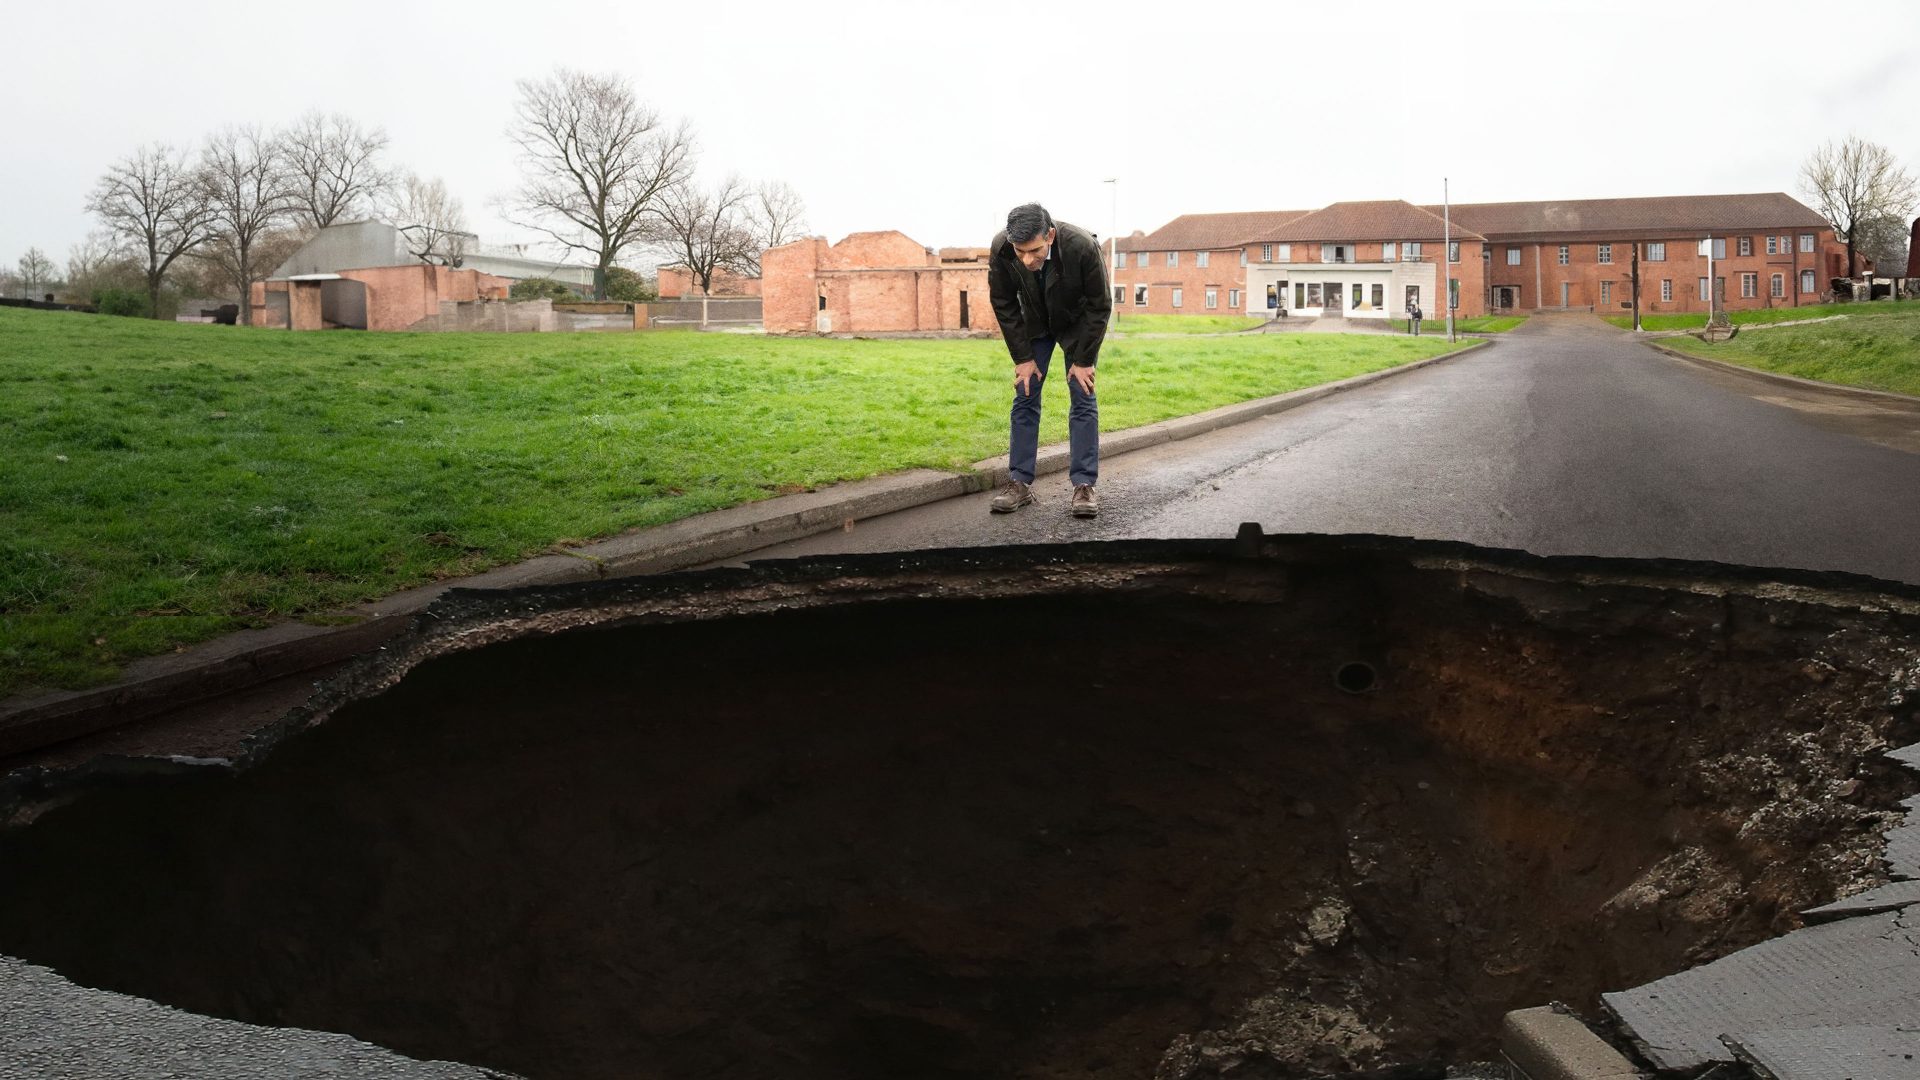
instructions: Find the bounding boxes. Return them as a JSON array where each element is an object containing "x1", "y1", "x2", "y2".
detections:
[
  {"x1": 0, "y1": 338, "x2": 1491, "y2": 758},
  {"x1": 1642, "y1": 339, "x2": 1920, "y2": 405}
]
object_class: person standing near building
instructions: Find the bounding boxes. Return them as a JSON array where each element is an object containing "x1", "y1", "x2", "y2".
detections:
[
  {"x1": 986, "y1": 203, "x2": 1111, "y2": 518},
  {"x1": 1409, "y1": 297, "x2": 1423, "y2": 336}
]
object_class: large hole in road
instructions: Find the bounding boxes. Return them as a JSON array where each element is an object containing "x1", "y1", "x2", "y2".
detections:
[{"x1": 1, "y1": 537, "x2": 1915, "y2": 1080}]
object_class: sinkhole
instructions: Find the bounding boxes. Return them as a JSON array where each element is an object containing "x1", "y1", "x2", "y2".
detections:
[{"x1": 2, "y1": 534, "x2": 1916, "y2": 1080}]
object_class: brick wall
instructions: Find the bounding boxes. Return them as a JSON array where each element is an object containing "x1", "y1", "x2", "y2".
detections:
[
  {"x1": 658, "y1": 265, "x2": 763, "y2": 298},
  {"x1": 761, "y1": 232, "x2": 998, "y2": 335},
  {"x1": 1111, "y1": 247, "x2": 1253, "y2": 317}
]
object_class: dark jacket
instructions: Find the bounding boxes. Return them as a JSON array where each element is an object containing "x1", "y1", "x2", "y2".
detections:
[{"x1": 986, "y1": 220, "x2": 1112, "y2": 367}]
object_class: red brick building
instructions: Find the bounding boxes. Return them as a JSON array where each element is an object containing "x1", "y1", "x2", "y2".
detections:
[
  {"x1": 762, "y1": 231, "x2": 998, "y2": 335},
  {"x1": 1450, "y1": 193, "x2": 1848, "y2": 316},
  {"x1": 1114, "y1": 191, "x2": 1851, "y2": 321},
  {"x1": 1111, "y1": 210, "x2": 1307, "y2": 317},
  {"x1": 657, "y1": 265, "x2": 762, "y2": 298}
]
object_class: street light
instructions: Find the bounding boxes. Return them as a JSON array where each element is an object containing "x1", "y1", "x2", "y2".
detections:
[{"x1": 1104, "y1": 178, "x2": 1118, "y2": 281}]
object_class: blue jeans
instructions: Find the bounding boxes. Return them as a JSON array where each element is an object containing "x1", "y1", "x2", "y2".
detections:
[{"x1": 1009, "y1": 335, "x2": 1099, "y2": 487}]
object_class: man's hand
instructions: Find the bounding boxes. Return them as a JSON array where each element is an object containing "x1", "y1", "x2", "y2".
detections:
[
  {"x1": 1068, "y1": 364, "x2": 1096, "y2": 396},
  {"x1": 1013, "y1": 360, "x2": 1040, "y2": 396}
]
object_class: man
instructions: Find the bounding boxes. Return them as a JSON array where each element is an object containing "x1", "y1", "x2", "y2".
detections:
[{"x1": 985, "y1": 202, "x2": 1112, "y2": 518}]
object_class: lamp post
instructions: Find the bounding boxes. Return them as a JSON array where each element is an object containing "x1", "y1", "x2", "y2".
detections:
[
  {"x1": 1104, "y1": 177, "x2": 1118, "y2": 283},
  {"x1": 1444, "y1": 177, "x2": 1455, "y2": 342}
]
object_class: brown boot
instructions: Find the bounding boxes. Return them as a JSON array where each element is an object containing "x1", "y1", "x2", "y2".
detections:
[
  {"x1": 990, "y1": 479, "x2": 1034, "y2": 513},
  {"x1": 1071, "y1": 484, "x2": 1099, "y2": 518}
]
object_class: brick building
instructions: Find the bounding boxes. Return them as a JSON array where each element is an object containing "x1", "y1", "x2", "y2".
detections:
[
  {"x1": 1111, "y1": 210, "x2": 1307, "y2": 317},
  {"x1": 1113, "y1": 191, "x2": 1852, "y2": 321},
  {"x1": 1451, "y1": 193, "x2": 1848, "y2": 316},
  {"x1": 762, "y1": 231, "x2": 998, "y2": 335}
]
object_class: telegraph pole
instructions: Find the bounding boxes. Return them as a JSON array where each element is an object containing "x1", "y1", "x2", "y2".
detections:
[{"x1": 1444, "y1": 177, "x2": 1454, "y2": 342}]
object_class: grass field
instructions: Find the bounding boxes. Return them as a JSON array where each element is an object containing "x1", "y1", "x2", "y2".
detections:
[
  {"x1": 1388, "y1": 316, "x2": 1527, "y2": 334},
  {"x1": 0, "y1": 308, "x2": 1473, "y2": 695},
  {"x1": 1602, "y1": 299, "x2": 1920, "y2": 331},
  {"x1": 1653, "y1": 309, "x2": 1920, "y2": 398},
  {"x1": 1113, "y1": 314, "x2": 1267, "y2": 334}
]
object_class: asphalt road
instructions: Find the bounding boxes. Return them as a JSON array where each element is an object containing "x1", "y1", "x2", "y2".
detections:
[{"x1": 719, "y1": 314, "x2": 1920, "y2": 586}]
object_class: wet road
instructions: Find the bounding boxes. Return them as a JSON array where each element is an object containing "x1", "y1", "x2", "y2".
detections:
[{"x1": 720, "y1": 314, "x2": 1920, "y2": 585}]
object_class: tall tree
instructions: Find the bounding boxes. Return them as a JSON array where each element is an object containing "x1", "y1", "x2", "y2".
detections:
[
  {"x1": 16, "y1": 247, "x2": 55, "y2": 299},
  {"x1": 654, "y1": 175, "x2": 758, "y2": 295},
  {"x1": 388, "y1": 174, "x2": 470, "y2": 266},
  {"x1": 506, "y1": 69, "x2": 694, "y2": 299},
  {"x1": 284, "y1": 111, "x2": 394, "y2": 230},
  {"x1": 742, "y1": 180, "x2": 809, "y2": 274},
  {"x1": 198, "y1": 125, "x2": 293, "y2": 324},
  {"x1": 1800, "y1": 135, "x2": 1918, "y2": 283},
  {"x1": 87, "y1": 143, "x2": 216, "y2": 319}
]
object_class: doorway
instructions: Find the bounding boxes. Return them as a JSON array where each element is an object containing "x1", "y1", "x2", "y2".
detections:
[
  {"x1": 1323, "y1": 282, "x2": 1344, "y2": 317},
  {"x1": 1495, "y1": 287, "x2": 1517, "y2": 310},
  {"x1": 1560, "y1": 282, "x2": 1570, "y2": 308},
  {"x1": 959, "y1": 290, "x2": 970, "y2": 329}
]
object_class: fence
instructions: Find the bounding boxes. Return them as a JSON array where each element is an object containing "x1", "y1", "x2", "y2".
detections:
[{"x1": 641, "y1": 297, "x2": 762, "y2": 328}]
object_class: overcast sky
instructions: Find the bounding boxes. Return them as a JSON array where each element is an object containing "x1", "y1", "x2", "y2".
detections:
[{"x1": 5, "y1": 0, "x2": 1918, "y2": 272}]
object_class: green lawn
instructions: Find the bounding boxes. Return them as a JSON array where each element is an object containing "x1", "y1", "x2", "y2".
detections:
[
  {"x1": 1602, "y1": 299, "x2": 1920, "y2": 331},
  {"x1": 1388, "y1": 316, "x2": 1527, "y2": 334},
  {"x1": 1114, "y1": 314, "x2": 1267, "y2": 334},
  {"x1": 1656, "y1": 310, "x2": 1920, "y2": 397},
  {"x1": 0, "y1": 308, "x2": 1473, "y2": 695}
]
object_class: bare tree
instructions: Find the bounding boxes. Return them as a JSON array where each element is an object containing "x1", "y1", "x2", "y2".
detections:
[
  {"x1": 65, "y1": 232, "x2": 135, "y2": 301},
  {"x1": 197, "y1": 126, "x2": 294, "y2": 324},
  {"x1": 284, "y1": 111, "x2": 395, "y2": 230},
  {"x1": 1854, "y1": 211, "x2": 1911, "y2": 276},
  {"x1": 1800, "y1": 135, "x2": 1918, "y2": 282},
  {"x1": 654, "y1": 175, "x2": 759, "y2": 295},
  {"x1": 506, "y1": 69, "x2": 695, "y2": 299},
  {"x1": 740, "y1": 180, "x2": 809, "y2": 274},
  {"x1": 17, "y1": 247, "x2": 55, "y2": 298},
  {"x1": 388, "y1": 174, "x2": 471, "y2": 266},
  {"x1": 87, "y1": 143, "x2": 217, "y2": 319}
]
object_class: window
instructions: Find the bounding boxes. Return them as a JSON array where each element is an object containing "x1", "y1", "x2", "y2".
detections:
[
  {"x1": 1134, "y1": 285, "x2": 1149, "y2": 306},
  {"x1": 1598, "y1": 244, "x2": 1612, "y2": 264},
  {"x1": 1167, "y1": 251, "x2": 1178, "y2": 268},
  {"x1": 1778, "y1": 235, "x2": 1789, "y2": 253},
  {"x1": 1698, "y1": 277, "x2": 1710, "y2": 300},
  {"x1": 1306, "y1": 282, "x2": 1323, "y2": 307},
  {"x1": 1771, "y1": 273, "x2": 1784, "y2": 298},
  {"x1": 1645, "y1": 242, "x2": 1666, "y2": 261},
  {"x1": 1351, "y1": 285, "x2": 1363, "y2": 310},
  {"x1": 1196, "y1": 250, "x2": 1209, "y2": 268},
  {"x1": 1113, "y1": 285, "x2": 1125, "y2": 305},
  {"x1": 1801, "y1": 269, "x2": 1816, "y2": 293},
  {"x1": 1239, "y1": 250, "x2": 1248, "y2": 267},
  {"x1": 1114, "y1": 248, "x2": 1125, "y2": 268},
  {"x1": 1295, "y1": 282, "x2": 1305, "y2": 309},
  {"x1": 1448, "y1": 278, "x2": 1459, "y2": 309},
  {"x1": 1261, "y1": 244, "x2": 1273, "y2": 262},
  {"x1": 1766, "y1": 236, "x2": 1778, "y2": 255},
  {"x1": 1740, "y1": 273, "x2": 1757, "y2": 298},
  {"x1": 1600, "y1": 281, "x2": 1612, "y2": 306},
  {"x1": 1738, "y1": 236, "x2": 1752, "y2": 257},
  {"x1": 1661, "y1": 278, "x2": 1672, "y2": 302},
  {"x1": 1698, "y1": 238, "x2": 1726, "y2": 259},
  {"x1": 1276, "y1": 244, "x2": 1291, "y2": 262},
  {"x1": 1172, "y1": 287, "x2": 1183, "y2": 308},
  {"x1": 1507, "y1": 247, "x2": 1522, "y2": 265},
  {"x1": 1333, "y1": 245, "x2": 1347, "y2": 263},
  {"x1": 1448, "y1": 241, "x2": 1460, "y2": 263},
  {"x1": 1135, "y1": 252, "x2": 1147, "y2": 268},
  {"x1": 1405, "y1": 242, "x2": 1422, "y2": 259},
  {"x1": 1370, "y1": 283, "x2": 1384, "y2": 309},
  {"x1": 1799, "y1": 234, "x2": 1815, "y2": 253},
  {"x1": 1557, "y1": 244, "x2": 1569, "y2": 265},
  {"x1": 1205, "y1": 288, "x2": 1218, "y2": 309},
  {"x1": 1382, "y1": 242, "x2": 1397, "y2": 262},
  {"x1": 1229, "y1": 289, "x2": 1240, "y2": 308}
]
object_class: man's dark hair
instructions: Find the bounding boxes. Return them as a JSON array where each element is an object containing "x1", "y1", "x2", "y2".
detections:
[{"x1": 1007, "y1": 203, "x2": 1053, "y2": 244}]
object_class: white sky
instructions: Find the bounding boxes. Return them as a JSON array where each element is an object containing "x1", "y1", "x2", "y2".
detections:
[{"x1": 5, "y1": 0, "x2": 1918, "y2": 271}]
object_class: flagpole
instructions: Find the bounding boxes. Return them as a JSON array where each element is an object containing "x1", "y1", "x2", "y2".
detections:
[{"x1": 1444, "y1": 178, "x2": 1454, "y2": 342}]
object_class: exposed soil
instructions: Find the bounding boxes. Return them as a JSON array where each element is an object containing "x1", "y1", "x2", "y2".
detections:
[{"x1": 1, "y1": 538, "x2": 1915, "y2": 1080}]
